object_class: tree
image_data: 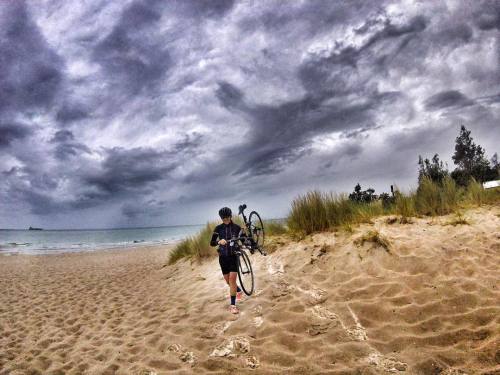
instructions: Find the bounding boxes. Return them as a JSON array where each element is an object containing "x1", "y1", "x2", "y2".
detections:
[
  {"x1": 418, "y1": 153, "x2": 448, "y2": 184},
  {"x1": 452, "y1": 125, "x2": 486, "y2": 173},
  {"x1": 349, "y1": 183, "x2": 376, "y2": 203},
  {"x1": 451, "y1": 125, "x2": 493, "y2": 185}
]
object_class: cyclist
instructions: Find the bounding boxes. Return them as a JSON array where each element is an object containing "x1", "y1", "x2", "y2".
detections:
[{"x1": 210, "y1": 206, "x2": 246, "y2": 314}]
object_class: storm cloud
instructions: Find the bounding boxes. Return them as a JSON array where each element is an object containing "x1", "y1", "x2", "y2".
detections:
[{"x1": 0, "y1": 0, "x2": 498, "y2": 228}]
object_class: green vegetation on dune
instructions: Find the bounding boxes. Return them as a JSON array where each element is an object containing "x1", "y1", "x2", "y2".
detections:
[
  {"x1": 167, "y1": 125, "x2": 499, "y2": 265},
  {"x1": 167, "y1": 222, "x2": 217, "y2": 265},
  {"x1": 167, "y1": 216, "x2": 249, "y2": 265},
  {"x1": 287, "y1": 177, "x2": 499, "y2": 236}
]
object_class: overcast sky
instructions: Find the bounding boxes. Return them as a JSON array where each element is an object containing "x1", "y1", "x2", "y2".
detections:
[{"x1": 0, "y1": 0, "x2": 499, "y2": 229}]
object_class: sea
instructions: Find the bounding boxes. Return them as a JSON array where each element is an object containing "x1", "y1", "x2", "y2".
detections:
[{"x1": 0, "y1": 225, "x2": 205, "y2": 255}]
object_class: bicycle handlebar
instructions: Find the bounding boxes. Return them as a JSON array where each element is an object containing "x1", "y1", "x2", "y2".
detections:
[{"x1": 225, "y1": 236, "x2": 267, "y2": 256}]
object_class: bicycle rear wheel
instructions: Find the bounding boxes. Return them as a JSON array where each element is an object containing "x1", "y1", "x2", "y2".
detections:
[
  {"x1": 248, "y1": 211, "x2": 265, "y2": 249},
  {"x1": 237, "y1": 250, "x2": 254, "y2": 295}
]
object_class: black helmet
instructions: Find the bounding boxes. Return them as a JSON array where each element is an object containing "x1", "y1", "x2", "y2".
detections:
[{"x1": 218, "y1": 206, "x2": 232, "y2": 219}]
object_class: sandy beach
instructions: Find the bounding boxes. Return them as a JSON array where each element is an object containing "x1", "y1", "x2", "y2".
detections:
[{"x1": 1, "y1": 206, "x2": 499, "y2": 374}]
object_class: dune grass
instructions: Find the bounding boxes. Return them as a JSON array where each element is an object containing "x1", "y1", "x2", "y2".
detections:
[
  {"x1": 167, "y1": 222, "x2": 217, "y2": 265},
  {"x1": 445, "y1": 212, "x2": 470, "y2": 226},
  {"x1": 414, "y1": 176, "x2": 460, "y2": 216},
  {"x1": 287, "y1": 178, "x2": 499, "y2": 236},
  {"x1": 354, "y1": 230, "x2": 391, "y2": 253},
  {"x1": 287, "y1": 191, "x2": 387, "y2": 235},
  {"x1": 167, "y1": 178, "x2": 498, "y2": 265},
  {"x1": 167, "y1": 216, "x2": 275, "y2": 265}
]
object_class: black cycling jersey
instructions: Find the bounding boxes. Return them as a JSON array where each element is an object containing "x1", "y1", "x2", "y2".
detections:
[{"x1": 210, "y1": 221, "x2": 246, "y2": 256}]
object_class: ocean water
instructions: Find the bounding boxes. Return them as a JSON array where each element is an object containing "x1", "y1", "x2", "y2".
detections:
[{"x1": 0, "y1": 225, "x2": 205, "y2": 255}]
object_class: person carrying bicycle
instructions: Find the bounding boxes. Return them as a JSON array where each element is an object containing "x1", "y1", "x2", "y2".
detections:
[{"x1": 210, "y1": 206, "x2": 246, "y2": 314}]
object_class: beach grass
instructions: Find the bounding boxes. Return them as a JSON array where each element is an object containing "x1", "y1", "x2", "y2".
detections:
[
  {"x1": 168, "y1": 179, "x2": 499, "y2": 264},
  {"x1": 167, "y1": 216, "x2": 263, "y2": 265},
  {"x1": 287, "y1": 178, "x2": 499, "y2": 236},
  {"x1": 354, "y1": 230, "x2": 391, "y2": 252},
  {"x1": 167, "y1": 221, "x2": 217, "y2": 265},
  {"x1": 445, "y1": 212, "x2": 470, "y2": 226}
]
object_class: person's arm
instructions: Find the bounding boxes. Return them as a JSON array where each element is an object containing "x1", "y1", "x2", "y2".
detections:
[
  {"x1": 210, "y1": 227, "x2": 219, "y2": 247},
  {"x1": 237, "y1": 225, "x2": 248, "y2": 239}
]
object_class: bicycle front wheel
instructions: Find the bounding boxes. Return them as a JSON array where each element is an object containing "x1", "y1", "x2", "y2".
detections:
[
  {"x1": 248, "y1": 211, "x2": 265, "y2": 249},
  {"x1": 237, "y1": 250, "x2": 254, "y2": 296}
]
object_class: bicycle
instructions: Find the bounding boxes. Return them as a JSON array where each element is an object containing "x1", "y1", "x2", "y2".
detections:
[
  {"x1": 237, "y1": 204, "x2": 266, "y2": 256},
  {"x1": 227, "y1": 204, "x2": 267, "y2": 296}
]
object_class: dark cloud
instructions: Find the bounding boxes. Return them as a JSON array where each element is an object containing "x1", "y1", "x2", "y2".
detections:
[
  {"x1": 92, "y1": 1, "x2": 171, "y2": 96},
  {"x1": 0, "y1": 122, "x2": 32, "y2": 147},
  {"x1": 50, "y1": 130, "x2": 91, "y2": 160},
  {"x1": 238, "y1": 1, "x2": 385, "y2": 37},
  {"x1": 424, "y1": 90, "x2": 475, "y2": 111},
  {"x1": 1, "y1": 0, "x2": 499, "y2": 228},
  {"x1": 51, "y1": 130, "x2": 74, "y2": 143},
  {"x1": 0, "y1": 1, "x2": 63, "y2": 115},
  {"x1": 121, "y1": 198, "x2": 169, "y2": 219},
  {"x1": 216, "y1": 81, "x2": 245, "y2": 109},
  {"x1": 215, "y1": 80, "x2": 402, "y2": 178},
  {"x1": 299, "y1": 15, "x2": 428, "y2": 95},
  {"x1": 474, "y1": 1, "x2": 500, "y2": 30},
  {"x1": 82, "y1": 147, "x2": 174, "y2": 194},
  {"x1": 56, "y1": 102, "x2": 90, "y2": 124},
  {"x1": 54, "y1": 142, "x2": 92, "y2": 161},
  {"x1": 174, "y1": 0, "x2": 235, "y2": 18}
]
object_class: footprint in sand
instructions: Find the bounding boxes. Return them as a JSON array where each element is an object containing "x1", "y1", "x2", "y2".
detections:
[
  {"x1": 179, "y1": 351, "x2": 196, "y2": 366},
  {"x1": 308, "y1": 306, "x2": 339, "y2": 335},
  {"x1": 295, "y1": 286, "x2": 328, "y2": 305},
  {"x1": 201, "y1": 321, "x2": 232, "y2": 339},
  {"x1": 253, "y1": 316, "x2": 264, "y2": 327},
  {"x1": 167, "y1": 343, "x2": 196, "y2": 365},
  {"x1": 367, "y1": 352, "x2": 408, "y2": 373},
  {"x1": 245, "y1": 355, "x2": 260, "y2": 369},
  {"x1": 272, "y1": 279, "x2": 292, "y2": 297},
  {"x1": 209, "y1": 336, "x2": 250, "y2": 358},
  {"x1": 252, "y1": 305, "x2": 263, "y2": 316},
  {"x1": 267, "y1": 258, "x2": 285, "y2": 275}
]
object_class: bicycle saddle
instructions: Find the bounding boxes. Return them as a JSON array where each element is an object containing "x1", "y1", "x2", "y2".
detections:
[{"x1": 238, "y1": 204, "x2": 247, "y2": 215}]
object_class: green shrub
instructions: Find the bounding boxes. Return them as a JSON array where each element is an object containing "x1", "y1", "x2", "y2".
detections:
[
  {"x1": 445, "y1": 212, "x2": 470, "y2": 226},
  {"x1": 167, "y1": 221, "x2": 218, "y2": 265},
  {"x1": 287, "y1": 191, "x2": 387, "y2": 235},
  {"x1": 483, "y1": 186, "x2": 500, "y2": 204},
  {"x1": 167, "y1": 237, "x2": 193, "y2": 265},
  {"x1": 466, "y1": 178, "x2": 485, "y2": 205},
  {"x1": 415, "y1": 176, "x2": 440, "y2": 215},
  {"x1": 414, "y1": 176, "x2": 460, "y2": 216},
  {"x1": 440, "y1": 175, "x2": 460, "y2": 212},
  {"x1": 287, "y1": 190, "x2": 329, "y2": 234},
  {"x1": 324, "y1": 193, "x2": 357, "y2": 227},
  {"x1": 354, "y1": 230, "x2": 391, "y2": 253},
  {"x1": 395, "y1": 191, "x2": 416, "y2": 220}
]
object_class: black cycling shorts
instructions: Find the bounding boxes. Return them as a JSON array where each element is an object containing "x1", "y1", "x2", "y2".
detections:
[{"x1": 219, "y1": 254, "x2": 238, "y2": 275}]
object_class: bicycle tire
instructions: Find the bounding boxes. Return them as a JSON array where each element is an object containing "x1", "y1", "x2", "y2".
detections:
[
  {"x1": 237, "y1": 250, "x2": 254, "y2": 295},
  {"x1": 248, "y1": 211, "x2": 265, "y2": 249}
]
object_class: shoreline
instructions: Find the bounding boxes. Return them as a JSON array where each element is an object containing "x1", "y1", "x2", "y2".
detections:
[{"x1": 0, "y1": 240, "x2": 182, "y2": 257}]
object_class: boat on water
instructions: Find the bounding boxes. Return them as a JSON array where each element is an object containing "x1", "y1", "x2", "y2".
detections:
[{"x1": 28, "y1": 226, "x2": 43, "y2": 231}]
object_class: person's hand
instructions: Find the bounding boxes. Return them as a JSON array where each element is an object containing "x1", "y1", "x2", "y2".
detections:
[{"x1": 218, "y1": 239, "x2": 227, "y2": 246}]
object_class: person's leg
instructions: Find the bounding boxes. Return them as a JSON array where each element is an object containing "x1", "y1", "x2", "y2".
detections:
[
  {"x1": 228, "y1": 272, "x2": 238, "y2": 305},
  {"x1": 222, "y1": 257, "x2": 241, "y2": 292}
]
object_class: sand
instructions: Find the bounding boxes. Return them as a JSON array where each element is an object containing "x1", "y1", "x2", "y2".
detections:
[{"x1": 1, "y1": 206, "x2": 499, "y2": 374}]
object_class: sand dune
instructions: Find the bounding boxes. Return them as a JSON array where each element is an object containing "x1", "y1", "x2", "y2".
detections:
[{"x1": 1, "y1": 206, "x2": 499, "y2": 374}]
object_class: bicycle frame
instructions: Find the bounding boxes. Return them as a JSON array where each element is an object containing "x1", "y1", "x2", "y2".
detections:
[{"x1": 236, "y1": 204, "x2": 267, "y2": 256}]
